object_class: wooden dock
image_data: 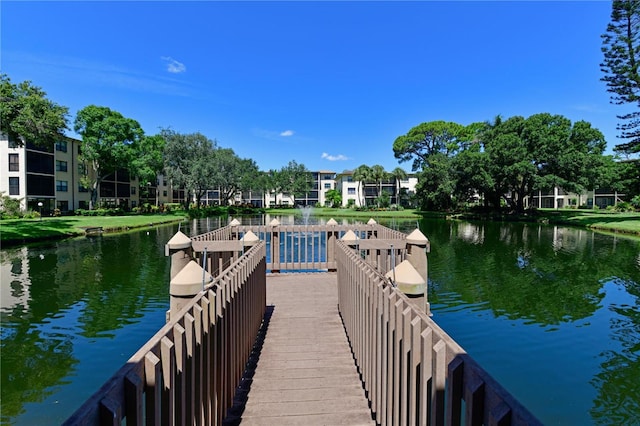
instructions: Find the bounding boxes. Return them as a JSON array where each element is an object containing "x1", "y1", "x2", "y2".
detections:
[{"x1": 227, "y1": 273, "x2": 374, "y2": 425}]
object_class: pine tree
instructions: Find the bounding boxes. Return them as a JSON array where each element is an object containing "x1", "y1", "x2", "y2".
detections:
[{"x1": 600, "y1": 0, "x2": 640, "y2": 155}]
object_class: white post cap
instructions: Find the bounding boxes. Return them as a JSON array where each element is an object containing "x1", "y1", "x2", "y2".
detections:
[{"x1": 170, "y1": 260, "x2": 213, "y2": 296}]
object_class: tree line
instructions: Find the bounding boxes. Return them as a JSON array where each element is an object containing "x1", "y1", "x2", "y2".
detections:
[{"x1": 393, "y1": 116, "x2": 638, "y2": 213}]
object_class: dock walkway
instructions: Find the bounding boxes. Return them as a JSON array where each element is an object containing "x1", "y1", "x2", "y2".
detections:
[{"x1": 230, "y1": 273, "x2": 374, "y2": 425}]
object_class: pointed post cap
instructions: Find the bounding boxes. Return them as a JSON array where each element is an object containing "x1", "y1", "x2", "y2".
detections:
[
  {"x1": 406, "y1": 228, "x2": 429, "y2": 245},
  {"x1": 165, "y1": 230, "x2": 192, "y2": 256},
  {"x1": 229, "y1": 218, "x2": 241, "y2": 226},
  {"x1": 170, "y1": 260, "x2": 213, "y2": 296},
  {"x1": 341, "y1": 230, "x2": 360, "y2": 242},
  {"x1": 385, "y1": 260, "x2": 423, "y2": 284},
  {"x1": 269, "y1": 218, "x2": 280, "y2": 226},
  {"x1": 326, "y1": 218, "x2": 338, "y2": 226},
  {"x1": 367, "y1": 218, "x2": 377, "y2": 225},
  {"x1": 241, "y1": 230, "x2": 260, "y2": 245}
]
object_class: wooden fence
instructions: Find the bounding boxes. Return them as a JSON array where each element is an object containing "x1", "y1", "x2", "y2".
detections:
[
  {"x1": 336, "y1": 239, "x2": 542, "y2": 426},
  {"x1": 192, "y1": 222, "x2": 408, "y2": 272},
  {"x1": 63, "y1": 242, "x2": 267, "y2": 425}
]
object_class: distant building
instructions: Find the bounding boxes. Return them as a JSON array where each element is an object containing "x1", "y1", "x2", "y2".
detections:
[
  {"x1": 336, "y1": 170, "x2": 417, "y2": 207},
  {"x1": 525, "y1": 187, "x2": 625, "y2": 209}
]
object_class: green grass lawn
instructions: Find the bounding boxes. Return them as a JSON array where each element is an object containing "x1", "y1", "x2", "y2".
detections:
[
  {"x1": 539, "y1": 210, "x2": 640, "y2": 234},
  {"x1": 267, "y1": 207, "x2": 423, "y2": 219},
  {"x1": 2, "y1": 208, "x2": 638, "y2": 246},
  {"x1": 1, "y1": 213, "x2": 187, "y2": 245}
]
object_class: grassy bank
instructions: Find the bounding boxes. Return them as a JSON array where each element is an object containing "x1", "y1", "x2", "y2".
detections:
[
  {"x1": 540, "y1": 210, "x2": 640, "y2": 235},
  {"x1": 269, "y1": 207, "x2": 640, "y2": 236},
  {"x1": 1, "y1": 213, "x2": 187, "y2": 246},
  {"x1": 266, "y1": 207, "x2": 424, "y2": 219},
  {"x1": 2, "y1": 208, "x2": 638, "y2": 248}
]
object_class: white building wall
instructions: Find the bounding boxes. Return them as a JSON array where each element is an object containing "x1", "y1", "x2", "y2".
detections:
[{"x1": 0, "y1": 135, "x2": 28, "y2": 210}]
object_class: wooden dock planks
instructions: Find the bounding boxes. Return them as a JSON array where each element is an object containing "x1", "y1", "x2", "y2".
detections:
[{"x1": 236, "y1": 273, "x2": 374, "y2": 425}]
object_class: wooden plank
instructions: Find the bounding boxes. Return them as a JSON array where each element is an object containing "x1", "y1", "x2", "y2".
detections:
[
  {"x1": 192, "y1": 240, "x2": 244, "y2": 253},
  {"x1": 145, "y1": 351, "x2": 162, "y2": 426}
]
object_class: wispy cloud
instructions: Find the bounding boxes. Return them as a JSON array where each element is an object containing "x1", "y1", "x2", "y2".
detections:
[
  {"x1": 6, "y1": 51, "x2": 193, "y2": 97},
  {"x1": 280, "y1": 130, "x2": 295, "y2": 137},
  {"x1": 321, "y1": 152, "x2": 348, "y2": 161},
  {"x1": 161, "y1": 56, "x2": 186, "y2": 74}
]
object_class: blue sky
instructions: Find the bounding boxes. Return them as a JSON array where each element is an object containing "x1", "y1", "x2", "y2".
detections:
[{"x1": 2, "y1": 1, "x2": 620, "y2": 173}]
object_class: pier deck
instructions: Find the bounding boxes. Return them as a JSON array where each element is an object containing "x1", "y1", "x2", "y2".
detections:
[{"x1": 230, "y1": 273, "x2": 374, "y2": 425}]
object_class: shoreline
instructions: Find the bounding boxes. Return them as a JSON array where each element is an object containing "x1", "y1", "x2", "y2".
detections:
[{"x1": 2, "y1": 209, "x2": 639, "y2": 248}]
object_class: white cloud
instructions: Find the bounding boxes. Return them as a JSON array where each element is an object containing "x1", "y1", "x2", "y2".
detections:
[
  {"x1": 321, "y1": 152, "x2": 348, "y2": 161},
  {"x1": 161, "y1": 56, "x2": 186, "y2": 74},
  {"x1": 280, "y1": 130, "x2": 294, "y2": 137}
]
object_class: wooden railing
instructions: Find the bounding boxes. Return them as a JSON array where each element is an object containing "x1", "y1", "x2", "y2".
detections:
[
  {"x1": 192, "y1": 222, "x2": 408, "y2": 272},
  {"x1": 336, "y1": 239, "x2": 542, "y2": 426},
  {"x1": 63, "y1": 242, "x2": 267, "y2": 425}
]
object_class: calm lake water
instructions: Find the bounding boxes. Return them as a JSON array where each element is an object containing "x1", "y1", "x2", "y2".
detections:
[{"x1": 1, "y1": 216, "x2": 638, "y2": 425}]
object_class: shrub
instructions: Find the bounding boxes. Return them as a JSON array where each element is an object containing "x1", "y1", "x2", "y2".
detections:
[
  {"x1": 631, "y1": 195, "x2": 640, "y2": 210},
  {"x1": 0, "y1": 193, "x2": 23, "y2": 219},
  {"x1": 23, "y1": 210, "x2": 40, "y2": 219},
  {"x1": 613, "y1": 201, "x2": 635, "y2": 212}
]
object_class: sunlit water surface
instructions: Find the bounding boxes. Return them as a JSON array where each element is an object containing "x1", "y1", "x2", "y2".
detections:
[{"x1": 1, "y1": 215, "x2": 638, "y2": 425}]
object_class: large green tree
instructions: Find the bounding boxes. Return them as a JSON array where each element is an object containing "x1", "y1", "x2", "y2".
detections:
[
  {"x1": 0, "y1": 74, "x2": 69, "y2": 147},
  {"x1": 393, "y1": 121, "x2": 476, "y2": 210},
  {"x1": 275, "y1": 160, "x2": 313, "y2": 200},
  {"x1": 601, "y1": 0, "x2": 640, "y2": 155},
  {"x1": 161, "y1": 129, "x2": 217, "y2": 208},
  {"x1": 74, "y1": 105, "x2": 144, "y2": 209},
  {"x1": 481, "y1": 113, "x2": 607, "y2": 212},
  {"x1": 210, "y1": 149, "x2": 260, "y2": 205},
  {"x1": 131, "y1": 134, "x2": 165, "y2": 205}
]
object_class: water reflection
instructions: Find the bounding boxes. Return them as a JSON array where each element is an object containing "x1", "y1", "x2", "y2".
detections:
[
  {"x1": 403, "y1": 218, "x2": 640, "y2": 424},
  {"x1": 0, "y1": 226, "x2": 175, "y2": 424},
  {"x1": 1, "y1": 217, "x2": 638, "y2": 425}
]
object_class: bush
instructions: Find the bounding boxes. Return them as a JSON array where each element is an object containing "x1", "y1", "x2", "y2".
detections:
[
  {"x1": 631, "y1": 195, "x2": 640, "y2": 210},
  {"x1": 612, "y1": 201, "x2": 635, "y2": 212},
  {"x1": 0, "y1": 193, "x2": 23, "y2": 219},
  {"x1": 23, "y1": 210, "x2": 40, "y2": 219}
]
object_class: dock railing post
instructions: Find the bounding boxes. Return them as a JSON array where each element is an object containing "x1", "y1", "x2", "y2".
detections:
[
  {"x1": 269, "y1": 218, "x2": 280, "y2": 272},
  {"x1": 406, "y1": 228, "x2": 431, "y2": 315},
  {"x1": 165, "y1": 230, "x2": 194, "y2": 322},
  {"x1": 326, "y1": 218, "x2": 338, "y2": 271}
]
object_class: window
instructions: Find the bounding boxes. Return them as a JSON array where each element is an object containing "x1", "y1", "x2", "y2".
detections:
[
  {"x1": 55, "y1": 140, "x2": 67, "y2": 152},
  {"x1": 78, "y1": 183, "x2": 88, "y2": 193},
  {"x1": 57, "y1": 201, "x2": 69, "y2": 211},
  {"x1": 9, "y1": 154, "x2": 19, "y2": 171},
  {"x1": 163, "y1": 190, "x2": 168, "y2": 197},
  {"x1": 347, "y1": 187, "x2": 356, "y2": 195},
  {"x1": 56, "y1": 180, "x2": 68, "y2": 192},
  {"x1": 163, "y1": 180, "x2": 167, "y2": 187},
  {"x1": 79, "y1": 201, "x2": 89, "y2": 209},
  {"x1": 56, "y1": 160, "x2": 68, "y2": 172},
  {"x1": 78, "y1": 163, "x2": 88, "y2": 175},
  {"x1": 131, "y1": 187, "x2": 136, "y2": 195},
  {"x1": 324, "y1": 183, "x2": 331, "y2": 189},
  {"x1": 9, "y1": 177, "x2": 19, "y2": 195}
]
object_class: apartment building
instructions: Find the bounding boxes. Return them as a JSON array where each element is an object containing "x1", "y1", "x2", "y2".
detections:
[
  {"x1": 3, "y1": 133, "x2": 421, "y2": 213},
  {"x1": 526, "y1": 187, "x2": 625, "y2": 209},
  {"x1": 1, "y1": 135, "x2": 140, "y2": 214},
  {"x1": 336, "y1": 170, "x2": 418, "y2": 207}
]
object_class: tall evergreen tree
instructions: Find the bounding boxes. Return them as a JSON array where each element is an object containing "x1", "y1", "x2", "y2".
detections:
[{"x1": 600, "y1": 0, "x2": 640, "y2": 155}]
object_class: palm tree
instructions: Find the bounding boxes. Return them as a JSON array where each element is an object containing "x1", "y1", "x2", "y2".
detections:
[
  {"x1": 370, "y1": 165, "x2": 388, "y2": 207},
  {"x1": 390, "y1": 167, "x2": 407, "y2": 205},
  {"x1": 352, "y1": 164, "x2": 371, "y2": 207}
]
